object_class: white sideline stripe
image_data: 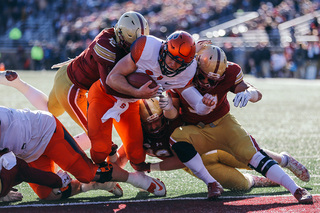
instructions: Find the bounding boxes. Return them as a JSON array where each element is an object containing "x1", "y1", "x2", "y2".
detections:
[{"x1": 1, "y1": 194, "x2": 320, "y2": 209}]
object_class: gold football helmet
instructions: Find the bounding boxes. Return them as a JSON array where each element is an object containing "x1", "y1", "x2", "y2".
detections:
[
  {"x1": 114, "y1": 11, "x2": 149, "y2": 53},
  {"x1": 139, "y1": 98, "x2": 165, "y2": 134},
  {"x1": 194, "y1": 45, "x2": 228, "y2": 92}
]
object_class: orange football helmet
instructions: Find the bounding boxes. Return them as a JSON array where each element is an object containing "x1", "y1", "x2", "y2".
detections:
[
  {"x1": 115, "y1": 11, "x2": 149, "y2": 53},
  {"x1": 159, "y1": 31, "x2": 196, "y2": 77},
  {"x1": 194, "y1": 45, "x2": 228, "y2": 93}
]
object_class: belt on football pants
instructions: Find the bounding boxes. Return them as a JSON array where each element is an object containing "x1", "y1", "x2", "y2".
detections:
[{"x1": 196, "y1": 122, "x2": 216, "y2": 129}]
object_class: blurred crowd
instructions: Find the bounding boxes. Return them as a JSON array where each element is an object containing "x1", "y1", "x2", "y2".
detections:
[{"x1": 1, "y1": 0, "x2": 320, "y2": 79}]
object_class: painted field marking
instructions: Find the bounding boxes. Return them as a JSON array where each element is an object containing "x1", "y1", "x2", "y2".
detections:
[{"x1": 1, "y1": 194, "x2": 319, "y2": 209}]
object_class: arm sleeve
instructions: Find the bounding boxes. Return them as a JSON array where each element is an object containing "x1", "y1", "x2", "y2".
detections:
[{"x1": 181, "y1": 87, "x2": 214, "y2": 115}]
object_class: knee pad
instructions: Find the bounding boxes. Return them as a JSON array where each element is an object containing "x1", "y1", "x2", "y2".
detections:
[
  {"x1": 248, "y1": 150, "x2": 278, "y2": 176},
  {"x1": 171, "y1": 142, "x2": 197, "y2": 163},
  {"x1": 96, "y1": 162, "x2": 113, "y2": 183}
]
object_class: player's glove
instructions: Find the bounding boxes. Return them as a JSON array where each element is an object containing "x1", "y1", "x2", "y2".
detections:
[
  {"x1": 154, "y1": 84, "x2": 163, "y2": 97},
  {"x1": 130, "y1": 161, "x2": 151, "y2": 173},
  {"x1": 0, "y1": 190, "x2": 23, "y2": 202},
  {"x1": 159, "y1": 93, "x2": 173, "y2": 111},
  {"x1": 233, "y1": 88, "x2": 259, "y2": 108},
  {"x1": 233, "y1": 90, "x2": 251, "y2": 108}
]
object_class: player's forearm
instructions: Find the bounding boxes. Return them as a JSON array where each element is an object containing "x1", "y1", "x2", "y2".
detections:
[
  {"x1": 106, "y1": 74, "x2": 139, "y2": 97},
  {"x1": 151, "y1": 156, "x2": 185, "y2": 172}
]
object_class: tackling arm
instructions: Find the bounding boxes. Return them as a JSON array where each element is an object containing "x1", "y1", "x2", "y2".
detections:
[
  {"x1": 160, "y1": 92, "x2": 179, "y2": 120},
  {"x1": 179, "y1": 86, "x2": 215, "y2": 115},
  {"x1": 233, "y1": 81, "x2": 262, "y2": 108}
]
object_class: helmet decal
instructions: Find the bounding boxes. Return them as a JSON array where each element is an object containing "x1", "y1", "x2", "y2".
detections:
[
  {"x1": 115, "y1": 11, "x2": 149, "y2": 53},
  {"x1": 194, "y1": 45, "x2": 227, "y2": 93}
]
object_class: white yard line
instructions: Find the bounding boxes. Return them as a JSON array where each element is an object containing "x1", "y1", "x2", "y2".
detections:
[{"x1": 1, "y1": 194, "x2": 319, "y2": 209}]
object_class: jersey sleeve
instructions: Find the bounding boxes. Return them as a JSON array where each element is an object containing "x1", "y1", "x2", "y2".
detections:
[
  {"x1": 130, "y1": 36, "x2": 147, "y2": 63},
  {"x1": 227, "y1": 62, "x2": 244, "y2": 92},
  {"x1": 92, "y1": 38, "x2": 117, "y2": 65}
]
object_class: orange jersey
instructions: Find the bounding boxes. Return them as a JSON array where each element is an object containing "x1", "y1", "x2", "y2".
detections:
[
  {"x1": 67, "y1": 28, "x2": 127, "y2": 90},
  {"x1": 170, "y1": 62, "x2": 244, "y2": 125}
]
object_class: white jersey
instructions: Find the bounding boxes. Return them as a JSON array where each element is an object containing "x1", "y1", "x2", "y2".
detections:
[
  {"x1": 133, "y1": 35, "x2": 197, "y2": 91},
  {"x1": 0, "y1": 106, "x2": 56, "y2": 163}
]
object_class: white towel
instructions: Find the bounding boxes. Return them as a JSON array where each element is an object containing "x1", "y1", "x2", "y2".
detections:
[
  {"x1": 0, "y1": 151, "x2": 17, "y2": 172},
  {"x1": 101, "y1": 98, "x2": 138, "y2": 123}
]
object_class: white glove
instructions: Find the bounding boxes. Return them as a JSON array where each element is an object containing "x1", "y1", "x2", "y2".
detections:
[
  {"x1": 159, "y1": 93, "x2": 173, "y2": 111},
  {"x1": 57, "y1": 170, "x2": 72, "y2": 188},
  {"x1": 155, "y1": 84, "x2": 164, "y2": 97},
  {"x1": 233, "y1": 90, "x2": 251, "y2": 108},
  {"x1": 0, "y1": 190, "x2": 23, "y2": 202},
  {"x1": 233, "y1": 87, "x2": 259, "y2": 108}
]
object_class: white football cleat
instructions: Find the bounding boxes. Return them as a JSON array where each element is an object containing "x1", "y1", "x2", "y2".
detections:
[
  {"x1": 135, "y1": 172, "x2": 166, "y2": 197},
  {"x1": 91, "y1": 182, "x2": 123, "y2": 197},
  {"x1": 280, "y1": 152, "x2": 310, "y2": 182}
]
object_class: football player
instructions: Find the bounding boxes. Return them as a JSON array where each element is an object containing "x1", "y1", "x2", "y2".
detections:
[
  {"x1": 89, "y1": 30, "x2": 196, "y2": 165},
  {"x1": 99, "y1": 30, "x2": 225, "y2": 199},
  {"x1": 0, "y1": 11, "x2": 150, "y2": 161},
  {"x1": 0, "y1": 105, "x2": 166, "y2": 200},
  {"x1": 164, "y1": 44, "x2": 312, "y2": 204},
  {"x1": 48, "y1": 11, "x2": 149, "y2": 133},
  {"x1": 0, "y1": 150, "x2": 66, "y2": 202},
  {"x1": 123, "y1": 98, "x2": 308, "y2": 191},
  {"x1": 0, "y1": 11, "x2": 149, "y2": 148}
]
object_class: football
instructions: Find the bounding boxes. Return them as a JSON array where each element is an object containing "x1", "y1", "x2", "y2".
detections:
[{"x1": 126, "y1": 72, "x2": 157, "y2": 89}]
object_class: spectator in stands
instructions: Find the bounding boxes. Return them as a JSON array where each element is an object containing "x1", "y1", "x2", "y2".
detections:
[
  {"x1": 260, "y1": 42, "x2": 271, "y2": 78},
  {"x1": 270, "y1": 50, "x2": 286, "y2": 78},
  {"x1": 30, "y1": 41, "x2": 44, "y2": 71},
  {"x1": 292, "y1": 43, "x2": 307, "y2": 78},
  {"x1": 306, "y1": 41, "x2": 320, "y2": 79},
  {"x1": 310, "y1": 17, "x2": 320, "y2": 37},
  {"x1": 249, "y1": 44, "x2": 264, "y2": 78}
]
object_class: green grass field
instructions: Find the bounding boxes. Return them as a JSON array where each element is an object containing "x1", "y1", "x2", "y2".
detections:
[{"x1": 0, "y1": 71, "x2": 319, "y2": 206}]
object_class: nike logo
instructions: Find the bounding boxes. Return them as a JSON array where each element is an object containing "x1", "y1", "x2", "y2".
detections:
[
  {"x1": 153, "y1": 179, "x2": 164, "y2": 191},
  {"x1": 164, "y1": 82, "x2": 172, "y2": 85},
  {"x1": 147, "y1": 179, "x2": 164, "y2": 193}
]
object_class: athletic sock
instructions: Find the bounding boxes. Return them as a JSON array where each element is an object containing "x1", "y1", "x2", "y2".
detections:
[
  {"x1": 81, "y1": 182, "x2": 95, "y2": 192},
  {"x1": 265, "y1": 164, "x2": 299, "y2": 194},
  {"x1": 127, "y1": 172, "x2": 148, "y2": 189},
  {"x1": 183, "y1": 153, "x2": 216, "y2": 185}
]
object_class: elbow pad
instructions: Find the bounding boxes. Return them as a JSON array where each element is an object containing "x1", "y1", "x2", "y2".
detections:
[{"x1": 181, "y1": 87, "x2": 213, "y2": 115}]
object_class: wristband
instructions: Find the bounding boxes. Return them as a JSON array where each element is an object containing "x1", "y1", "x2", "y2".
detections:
[{"x1": 247, "y1": 88, "x2": 259, "y2": 102}]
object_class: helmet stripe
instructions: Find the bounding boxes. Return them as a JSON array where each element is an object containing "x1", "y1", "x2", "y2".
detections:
[
  {"x1": 213, "y1": 49, "x2": 221, "y2": 74},
  {"x1": 136, "y1": 13, "x2": 145, "y2": 35},
  {"x1": 143, "y1": 99, "x2": 153, "y2": 116}
]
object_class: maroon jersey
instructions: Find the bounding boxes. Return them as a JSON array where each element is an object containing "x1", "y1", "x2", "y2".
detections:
[
  {"x1": 67, "y1": 28, "x2": 127, "y2": 90},
  {"x1": 143, "y1": 118, "x2": 182, "y2": 159},
  {"x1": 171, "y1": 62, "x2": 244, "y2": 125}
]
